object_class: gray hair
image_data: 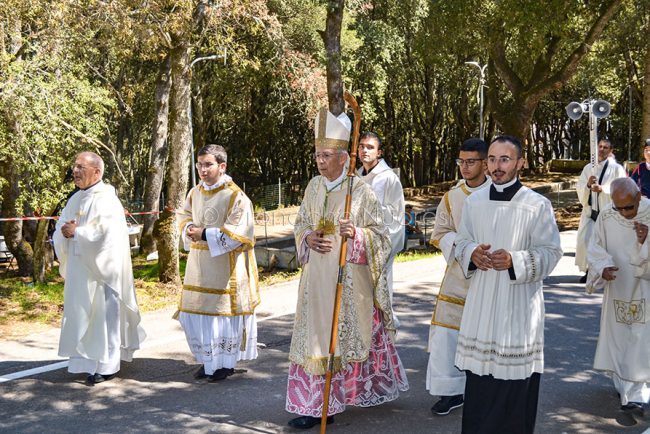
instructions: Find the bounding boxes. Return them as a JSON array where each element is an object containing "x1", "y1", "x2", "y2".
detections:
[
  {"x1": 77, "y1": 151, "x2": 105, "y2": 176},
  {"x1": 611, "y1": 177, "x2": 639, "y2": 197}
]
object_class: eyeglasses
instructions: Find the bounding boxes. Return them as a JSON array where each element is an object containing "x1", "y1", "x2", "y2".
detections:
[
  {"x1": 487, "y1": 156, "x2": 518, "y2": 164},
  {"x1": 195, "y1": 162, "x2": 218, "y2": 170},
  {"x1": 314, "y1": 152, "x2": 337, "y2": 160},
  {"x1": 612, "y1": 204, "x2": 636, "y2": 212},
  {"x1": 455, "y1": 158, "x2": 483, "y2": 167},
  {"x1": 72, "y1": 164, "x2": 96, "y2": 171}
]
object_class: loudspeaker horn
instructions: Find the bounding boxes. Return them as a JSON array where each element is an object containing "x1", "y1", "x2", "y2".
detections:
[
  {"x1": 565, "y1": 102, "x2": 584, "y2": 121},
  {"x1": 592, "y1": 100, "x2": 611, "y2": 118}
]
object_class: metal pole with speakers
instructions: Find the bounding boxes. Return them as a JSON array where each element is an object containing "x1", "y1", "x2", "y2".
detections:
[{"x1": 565, "y1": 98, "x2": 611, "y2": 216}]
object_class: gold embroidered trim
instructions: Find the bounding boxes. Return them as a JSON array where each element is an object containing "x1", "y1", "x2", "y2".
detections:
[
  {"x1": 301, "y1": 355, "x2": 344, "y2": 375},
  {"x1": 430, "y1": 264, "x2": 450, "y2": 324},
  {"x1": 190, "y1": 242, "x2": 209, "y2": 250},
  {"x1": 222, "y1": 227, "x2": 254, "y2": 247},
  {"x1": 178, "y1": 218, "x2": 192, "y2": 233},
  {"x1": 459, "y1": 183, "x2": 471, "y2": 196},
  {"x1": 182, "y1": 284, "x2": 233, "y2": 295},
  {"x1": 177, "y1": 307, "x2": 257, "y2": 317},
  {"x1": 437, "y1": 293, "x2": 466, "y2": 306},
  {"x1": 198, "y1": 182, "x2": 229, "y2": 196},
  {"x1": 229, "y1": 251, "x2": 238, "y2": 313},
  {"x1": 226, "y1": 183, "x2": 242, "y2": 215},
  {"x1": 444, "y1": 192, "x2": 451, "y2": 214},
  {"x1": 315, "y1": 138, "x2": 349, "y2": 150},
  {"x1": 431, "y1": 320, "x2": 460, "y2": 331}
]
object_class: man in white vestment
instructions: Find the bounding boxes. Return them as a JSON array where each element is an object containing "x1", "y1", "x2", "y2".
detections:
[
  {"x1": 54, "y1": 152, "x2": 144, "y2": 384},
  {"x1": 285, "y1": 109, "x2": 408, "y2": 430},
  {"x1": 454, "y1": 135, "x2": 563, "y2": 434},
  {"x1": 587, "y1": 177, "x2": 650, "y2": 414},
  {"x1": 176, "y1": 144, "x2": 260, "y2": 382},
  {"x1": 426, "y1": 138, "x2": 490, "y2": 416},
  {"x1": 357, "y1": 131, "x2": 405, "y2": 327},
  {"x1": 576, "y1": 139, "x2": 627, "y2": 282}
]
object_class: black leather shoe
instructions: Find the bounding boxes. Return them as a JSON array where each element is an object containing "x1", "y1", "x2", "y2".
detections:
[
  {"x1": 86, "y1": 372, "x2": 117, "y2": 384},
  {"x1": 194, "y1": 366, "x2": 207, "y2": 379},
  {"x1": 208, "y1": 368, "x2": 235, "y2": 382},
  {"x1": 431, "y1": 394, "x2": 464, "y2": 416},
  {"x1": 287, "y1": 416, "x2": 334, "y2": 430},
  {"x1": 579, "y1": 273, "x2": 588, "y2": 283}
]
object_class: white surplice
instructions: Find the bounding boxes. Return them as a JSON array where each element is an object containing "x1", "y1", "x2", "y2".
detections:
[
  {"x1": 586, "y1": 198, "x2": 650, "y2": 405},
  {"x1": 358, "y1": 159, "x2": 405, "y2": 325},
  {"x1": 454, "y1": 180, "x2": 563, "y2": 380},
  {"x1": 575, "y1": 158, "x2": 627, "y2": 271},
  {"x1": 54, "y1": 181, "x2": 144, "y2": 375}
]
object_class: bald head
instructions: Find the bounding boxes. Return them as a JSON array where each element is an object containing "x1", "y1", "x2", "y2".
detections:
[
  {"x1": 611, "y1": 177, "x2": 639, "y2": 198},
  {"x1": 73, "y1": 152, "x2": 104, "y2": 189},
  {"x1": 611, "y1": 177, "x2": 641, "y2": 219}
]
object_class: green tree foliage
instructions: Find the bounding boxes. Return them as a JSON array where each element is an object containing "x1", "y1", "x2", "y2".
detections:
[{"x1": 2, "y1": 0, "x2": 650, "y2": 283}]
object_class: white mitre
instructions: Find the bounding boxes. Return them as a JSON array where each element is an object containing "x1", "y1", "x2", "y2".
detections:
[{"x1": 315, "y1": 107, "x2": 351, "y2": 151}]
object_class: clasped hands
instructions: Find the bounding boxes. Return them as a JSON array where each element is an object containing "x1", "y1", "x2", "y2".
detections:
[
  {"x1": 61, "y1": 220, "x2": 77, "y2": 238},
  {"x1": 470, "y1": 244, "x2": 512, "y2": 271},
  {"x1": 587, "y1": 175, "x2": 603, "y2": 193},
  {"x1": 307, "y1": 219, "x2": 355, "y2": 254},
  {"x1": 186, "y1": 224, "x2": 205, "y2": 242}
]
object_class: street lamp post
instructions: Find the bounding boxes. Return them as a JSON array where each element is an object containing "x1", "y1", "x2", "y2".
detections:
[
  {"x1": 465, "y1": 61, "x2": 488, "y2": 140},
  {"x1": 188, "y1": 48, "x2": 227, "y2": 186}
]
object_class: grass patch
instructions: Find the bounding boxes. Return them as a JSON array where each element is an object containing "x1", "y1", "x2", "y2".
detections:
[
  {"x1": 0, "y1": 252, "x2": 301, "y2": 338},
  {"x1": 395, "y1": 249, "x2": 440, "y2": 262},
  {"x1": 0, "y1": 268, "x2": 65, "y2": 332},
  {"x1": 259, "y1": 268, "x2": 301, "y2": 286}
]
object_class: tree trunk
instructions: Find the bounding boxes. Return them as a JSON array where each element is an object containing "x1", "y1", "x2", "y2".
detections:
[
  {"x1": 141, "y1": 55, "x2": 172, "y2": 256},
  {"x1": 0, "y1": 155, "x2": 34, "y2": 277},
  {"x1": 193, "y1": 82, "x2": 206, "y2": 152},
  {"x1": 155, "y1": 39, "x2": 191, "y2": 284},
  {"x1": 489, "y1": 0, "x2": 623, "y2": 155},
  {"x1": 641, "y1": 14, "x2": 650, "y2": 147},
  {"x1": 32, "y1": 211, "x2": 55, "y2": 283},
  {"x1": 322, "y1": 0, "x2": 345, "y2": 115}
]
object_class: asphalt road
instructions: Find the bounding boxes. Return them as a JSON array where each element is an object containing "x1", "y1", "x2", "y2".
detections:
[{"x1": 1, "y1": 231, "x2": 649, "y2": 433}]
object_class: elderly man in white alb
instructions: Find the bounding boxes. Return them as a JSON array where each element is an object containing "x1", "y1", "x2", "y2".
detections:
[
  {"x1": 587, "y1": 177, "x2": 650, "y2": 415},
  {"x1": 454, "y1": 135, "x2": 562, "y2": 434},
  {"x1": 54, "y1": 151, "x2": 144, "y2": 384},
  {"x1": 576, "y1": 138, "x2": 626, "y2": 282},
  {"x1": 176, "y1": 144, "x2": 260, "y2": 382},
  {"x1": 357, "y1": 131, "x2": 405, "y2": 326},
  {"x1": 285, "y1": 109, "x2": 408, "y2": 430}
]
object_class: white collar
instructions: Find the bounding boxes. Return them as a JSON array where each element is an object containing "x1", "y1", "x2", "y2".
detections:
[
  {"x1": 81, "y1": 180, "x2": 104, "y2": 194},
  {"x1": 202, "y1": 174, "x2": 232, "y2": 190},
  {"x1": 493, "y1": 176, "x2": 518, "y2": 192},
  {"x1": 465, "y1": 177, "x2": 491, "y2": 192}
]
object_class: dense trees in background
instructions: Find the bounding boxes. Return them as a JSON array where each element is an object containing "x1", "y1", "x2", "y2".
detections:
[{"x1": 2, "y1": 0, "x2": 650, "y2": 280}]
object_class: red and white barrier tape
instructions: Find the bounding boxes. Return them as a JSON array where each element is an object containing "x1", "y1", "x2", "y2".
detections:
[{"x1": 0, "y1": 210, "x2": 163, "y2": 222}]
